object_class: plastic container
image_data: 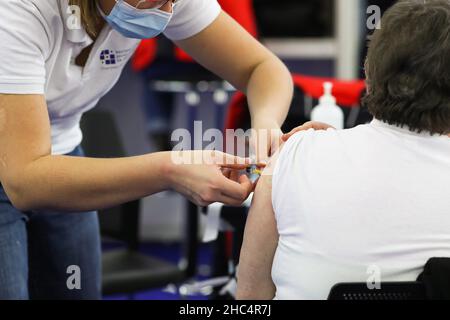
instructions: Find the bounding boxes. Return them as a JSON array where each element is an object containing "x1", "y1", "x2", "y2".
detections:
[{"x1": 310, "y1": 82, "x2": 344, "y2": 130}]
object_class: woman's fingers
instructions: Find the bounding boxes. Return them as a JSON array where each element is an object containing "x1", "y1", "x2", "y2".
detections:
[
  {"x1": 221, "y1": 168, "x2": 232, "y2": 179},
  {"x1": 281, "y1": 121, "x2": 335, "y2": 141},
  {"x1": 217, "y1": 152, "x2": 266, "y2": 170},
  {"x1": 177, "y1": 151, "x2": 263, "y2": 207},
  {"x1": 218, "y1": 173, "x2": 253, "y2": 204},
  {"x1": 210, "y1": 151, "x2": 250, "y2": 168},
  {"x1": 229, "y1": 169, "x2": 240, "y2": 183},
  {"x1": 189, "y1": 167, "x2": 254, "y2": 207}
]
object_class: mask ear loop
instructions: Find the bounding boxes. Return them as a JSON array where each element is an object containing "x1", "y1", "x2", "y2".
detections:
[
  {"x1": 135, "y1": 0, "x2": 148, "y2": 9},
  {"x1": 96, "y1": 0, "x2": 108, "y2": 18},
  {"x1": 136, "y1": 0, "x2": 173, "y2": 11}
]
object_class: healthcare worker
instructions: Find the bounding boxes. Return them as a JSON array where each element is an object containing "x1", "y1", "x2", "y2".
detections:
[{"x1": 0, "y1": 0, "x2": 293, "y2": 299}]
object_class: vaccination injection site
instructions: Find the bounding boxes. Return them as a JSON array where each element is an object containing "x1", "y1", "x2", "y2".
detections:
[{"x1": 0, "y1": 0, "x2": 450, "y2": 308}]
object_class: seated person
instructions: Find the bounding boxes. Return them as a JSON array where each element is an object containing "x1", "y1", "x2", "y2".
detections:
[{"x1": 236, "y1": 0, "x2": 450, "y2": 300}]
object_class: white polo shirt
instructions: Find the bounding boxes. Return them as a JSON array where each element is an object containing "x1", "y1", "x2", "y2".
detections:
[
  {"x1": 0, "y1": 0, "x2": 221, "y2": 155},
  {"x1": 271, "y1": 120, "x2": 450, "y2": 300}
]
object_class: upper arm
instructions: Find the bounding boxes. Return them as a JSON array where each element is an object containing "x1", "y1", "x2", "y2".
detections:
[
  {"x1": 237, "y1": 173, "x2": 278, "y2": 300},
  {"x1": 174, "y1": 11, "x2": 274, "y2": 92},
  {"x1": 0, "y1": 1, "x2": 52, "y2": 192}
]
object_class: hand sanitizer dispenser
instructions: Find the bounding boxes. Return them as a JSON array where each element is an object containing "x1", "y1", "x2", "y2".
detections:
[{"x1": 311, "y1": 82, "x2": 344, "y2": 130}]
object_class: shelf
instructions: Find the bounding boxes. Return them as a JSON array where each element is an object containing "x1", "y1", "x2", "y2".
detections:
[{"x1": 263, "y1": 38, "x2": 337, "y2": 60}]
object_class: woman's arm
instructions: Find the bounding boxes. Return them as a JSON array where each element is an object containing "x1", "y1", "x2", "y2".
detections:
[
  {"x1": 175, "y1": 11, "x2": 294, "y2": 159},
  {"x1": 236, "y1": 173, "x2": 278, "y2": 300},
  {"x1": 0, "y1": 94, "x2": 254, "y2": 212}
]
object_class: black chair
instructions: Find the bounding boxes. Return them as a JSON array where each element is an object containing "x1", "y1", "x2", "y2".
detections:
[
  {"x1": 328, "y1": 282, "x2": 427, "y2": 300},
  {"x1": 80, "y1": 110, "x2": 199, "y2": 296}
]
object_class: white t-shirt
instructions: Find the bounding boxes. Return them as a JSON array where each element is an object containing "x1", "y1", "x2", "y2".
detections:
[
  {"x1": 271, "y1": 120, "x2": 450, "y2": 300},
  {"x1": 0, "y1": 0, "x2": 221, "y2": 155}
]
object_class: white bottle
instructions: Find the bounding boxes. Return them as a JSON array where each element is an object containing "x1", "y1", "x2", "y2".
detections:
[{"x1": 310, "y1": 82, "x2": 344, "y2": 130}]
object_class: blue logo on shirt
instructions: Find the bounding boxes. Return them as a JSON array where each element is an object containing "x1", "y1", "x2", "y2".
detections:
[{"x1": 100, "y1": 49, "x2": 117, "y2": 65}]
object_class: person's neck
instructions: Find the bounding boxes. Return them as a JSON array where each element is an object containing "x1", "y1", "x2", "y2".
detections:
[{"x1": 98, "y1": 0, "x2": 115, "y2": 16}]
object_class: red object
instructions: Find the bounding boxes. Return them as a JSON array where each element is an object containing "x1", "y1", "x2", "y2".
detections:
[
  {"x1": 225, "y1": 231, "x2": 234, "y2": 261},
  {"x1": 132, "y1": 38, "x2": 158, "y2": 71},
  {"x1": 132, "y1": 0, "x2": 258, "y2": 71},
  {"x1": 293, "y1": 75, "x2": 366, "y2": 107},
  {"x1": 174, "y1": 47, "x2": 194, "y2": 63},
  {"x1": 219, "y1": 0, "x2": 258, "y2": 38},
  {"x1": 225, "y1": 74, "x2": 367, "y2": 131}
]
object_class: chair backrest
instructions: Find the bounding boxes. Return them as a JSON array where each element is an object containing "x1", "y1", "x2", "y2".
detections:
[
  {"x1": 80, "y1": 110, "x2": 140, "y2": 250},
  {"x1": 328, "y1": 282, "x2": 427, "y2": 300}
]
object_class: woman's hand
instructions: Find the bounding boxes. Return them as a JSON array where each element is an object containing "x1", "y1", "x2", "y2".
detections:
[
  {"x1": 165, "y1": 150, "x2": 258, "y2": 207},
  {"x1": 251, "y1": 121, "x2": 335, "y2": 161},
  {"x1": 281, "y1": 121, "x2": 335, "y2": 142}
]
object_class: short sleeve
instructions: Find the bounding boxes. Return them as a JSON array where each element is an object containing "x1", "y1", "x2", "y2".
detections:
[
  {"x1": 163, "y1": 0, "x2": 222, "y2": 41},
  {"x1": 271, "y1": 131, "x2": 311, "y2": 217},
  {"x1": 0, "y1": 1, "x2": 50, "y2": 95}
]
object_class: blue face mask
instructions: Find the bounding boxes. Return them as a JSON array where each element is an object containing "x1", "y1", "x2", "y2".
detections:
[{"x1": 103, "y1": 0, "x2": 173, "y2": 39}]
